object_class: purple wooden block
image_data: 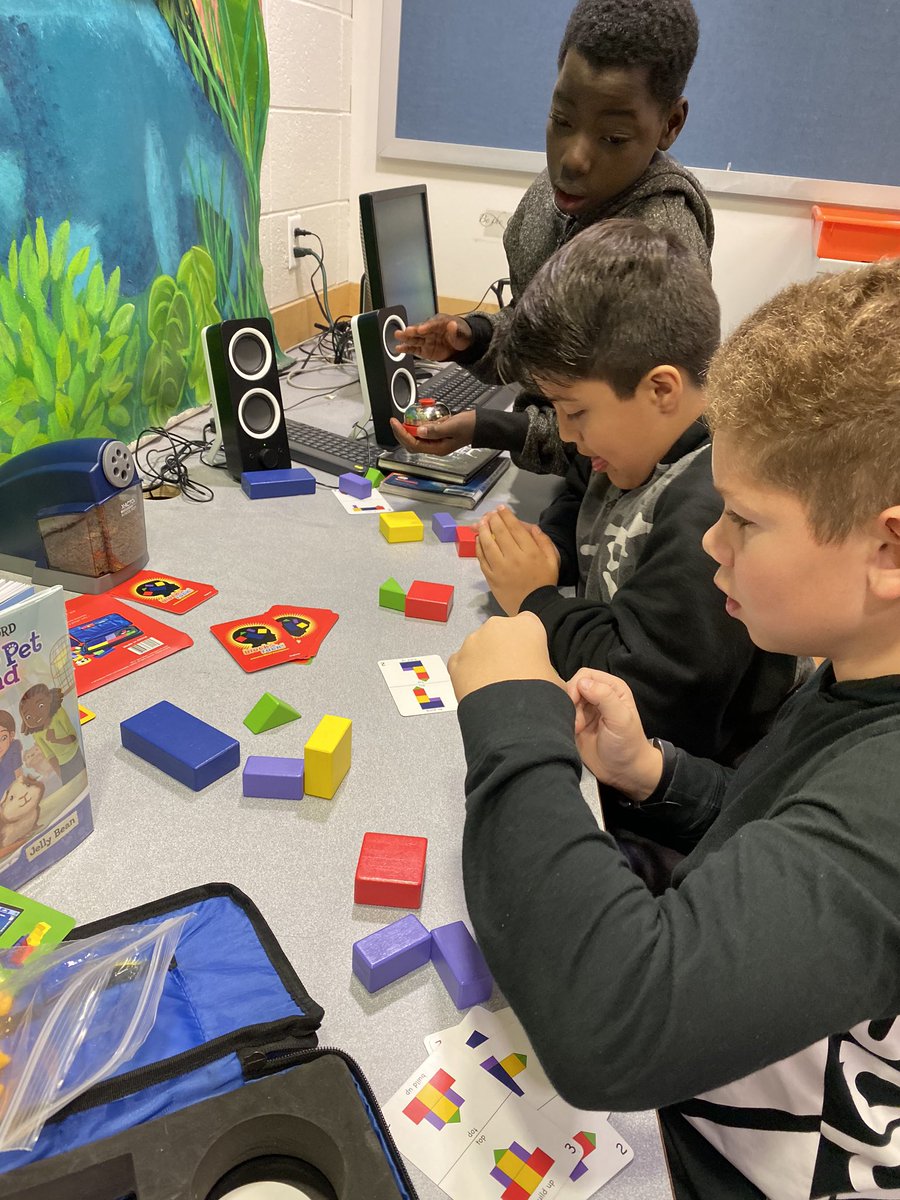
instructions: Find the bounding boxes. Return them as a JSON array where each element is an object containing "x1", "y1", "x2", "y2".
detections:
[
  {"x1": 242, "y1": 755, "x2": 304, "y2": 800},
  {"x1": 241, "y1": 468, "x2": 316, "y2": 499},
  {"x1": 339, "y1": 472, "x2": 372, "y2": 500},
  {"x1": 432, "y1": 511, "x2": 457, "y2": 543},
  {"x1": 430, "y1": 921, "x2": 493, "y2": 1009},
  {"x1": 352, "y1": 914, "x2": 432, "y2": 993}
]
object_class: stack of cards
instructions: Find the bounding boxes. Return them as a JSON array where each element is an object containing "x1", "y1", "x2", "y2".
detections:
[
  {"x1": 379, "y1": 656, "x2": 458, "y2": 717},
  {"x1": 66, "y1": 596, "x2": 193, "y2": 695},
  {"x1": 110, "y1": 570, "x2": 217, "y2": 614},
  {"x1": 384, "y1": 1005, "x2": 633, "y2": 1199},
  {"x1": 210, "y1": 606, "x2": 339, "y2": 673}
]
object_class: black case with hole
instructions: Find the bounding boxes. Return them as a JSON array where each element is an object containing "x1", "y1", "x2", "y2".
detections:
[{"x1": 0, "y1": 883, "x2": 418, "y2": 1200}]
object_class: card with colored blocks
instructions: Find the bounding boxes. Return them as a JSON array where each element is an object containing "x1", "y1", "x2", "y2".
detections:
[
  {"x1": 110, "y1": 569, "x2": 218, "y2": 614},
  {"x1": 378, "y1": 657, "x2": 458, "y2": 717},
  {"x1": 332, "y1": 487, "x2": 393, "y2": 515}
]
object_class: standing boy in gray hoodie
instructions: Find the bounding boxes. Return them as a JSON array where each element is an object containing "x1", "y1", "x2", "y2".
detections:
[{"x1": 393, "y1": 0, "x2": 713, "y2": 474}]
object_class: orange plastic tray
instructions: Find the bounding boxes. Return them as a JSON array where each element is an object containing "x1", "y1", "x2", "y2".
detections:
[{"x1": 812, "y1": 204, "x2": 900, "y2": 262}]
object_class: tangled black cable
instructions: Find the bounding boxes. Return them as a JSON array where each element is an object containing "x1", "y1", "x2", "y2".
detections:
[{"x1": 133, "y1": 426, "x2": 221, "y2": 503}]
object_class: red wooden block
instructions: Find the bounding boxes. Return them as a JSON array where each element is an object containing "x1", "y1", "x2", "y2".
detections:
[
  {"x1": 354, "y1": 832, "x2": 428, "y2": 907},
  {"x1": 404, "y1": 579, "x2": 454, "y2": 622},
  {"x1": 456, "y1": 526, "x2": 477, "y2": 557}
]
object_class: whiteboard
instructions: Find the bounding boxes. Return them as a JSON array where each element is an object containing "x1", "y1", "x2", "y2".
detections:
[{"x1": 377, "y1": 0, "x2": 900, "y2": 207}]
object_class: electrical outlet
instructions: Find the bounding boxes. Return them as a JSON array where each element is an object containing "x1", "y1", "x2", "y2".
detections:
[
  {"x1": 478, "y1": 210, "x2": 511, "y2": 239},
  {"x1": 286, "y1": 212, "x2": 304, "y2": 270}
]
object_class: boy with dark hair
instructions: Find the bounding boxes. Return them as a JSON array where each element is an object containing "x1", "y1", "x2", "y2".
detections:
[
  {"x1": 393, "y1": 0, "x2": 713, "y2": 474},
  {"x1": 448, "y1": 259, "x2": 900, "y2": 1199},
  {"x1": 475, "y1": 219, "x2": 796, "y2": 764}
]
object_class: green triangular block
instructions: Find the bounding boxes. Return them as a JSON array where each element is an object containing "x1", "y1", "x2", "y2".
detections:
[
  {"x1": 379, "y1": 576, "x2": 406, "y2": 612},
  {"x1": 243, "y1": 691, "x2": 301, "y2": 734},
  {"x1": 366, "y1": 467, "x2": 385, "y2": 488}
]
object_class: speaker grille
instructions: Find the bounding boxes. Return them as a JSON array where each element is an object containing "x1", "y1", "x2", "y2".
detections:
[
  {"x1": 238, "y1": 389, "x2": 280, "y2": 438},
  {"x1": 229, "y1": 328, "x2": 272, "y2": 380}
]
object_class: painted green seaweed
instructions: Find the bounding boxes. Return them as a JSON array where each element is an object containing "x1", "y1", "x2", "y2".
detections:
[
  {"x1": 142, "y1": 243, "x2": 221, "y2": 428},
  {"x1": 0, "y1": 219, "x2": 140, "y2": 465},
  {"x1": 158, "y1": 0, "x2": 271, "y2": 326}
]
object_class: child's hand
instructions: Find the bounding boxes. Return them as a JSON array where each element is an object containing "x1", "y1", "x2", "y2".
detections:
[
  {"x1": 389, "y1": 411, "x2": 477, "y2": 456},
  {"x1": 393, "y1": 315, "x2": 473, "y2": 361},
  {"x1": 565, "y1": 669, "x2": 663, "y2": 801},
  {"x1": 476, "y1": 506, "x2": 561, "y2": 615},
  {"x1": 448, "y1": 613, "x2": 564, "y2": 702}
]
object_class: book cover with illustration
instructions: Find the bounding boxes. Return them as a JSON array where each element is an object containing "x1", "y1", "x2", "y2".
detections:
[
  {"x1": 0, "y1": 583, "x2": 93, "y2": 889},
  {"x1": 380, "y1": 456, "x2": 511, "y2": 510}
]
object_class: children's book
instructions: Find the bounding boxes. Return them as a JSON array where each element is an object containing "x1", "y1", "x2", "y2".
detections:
[
  {"x1": 0, "y1": 581, "x2": 35, "y2": 613},
  {"x1": 65, "y1": 596, "x2": 193, "y2": 696},
  {"x1": 0, "y1": 585, "x2": 93, "y2": 889},
  {"x1": 379, "y1": 456, "x2": 511, "y2": 510},
  {"x1": 377, "y1": 443, "x2": 502, "y2": 485}
]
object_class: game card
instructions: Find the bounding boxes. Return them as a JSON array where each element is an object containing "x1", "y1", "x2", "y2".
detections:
[
  {"x1": 67, "y1": 596, "x2": 193, "y2": 694},
  {"x1": 383, "y1": 1049, "x2": 508, "y2": 1183},
  {"x1": 545, "y1": 1112, "x2": 633, "y2": 1198},
  {"x1": 209, "y1": 613, "x2": 305, "y2": 673},
  {"x1": 440, "y1": 1093, "x2": 574, "y2": 1200},
  {"x1": 379, "y1": 656, "x2": 450, "y2": 688},
  {"x1": 388, "y1": 679, "x2": 458, "y2": 717},
  {"x1": 332, "y1": 488, "x2": 393, "y2": 515},
  {"x1": 266, "y1": 607, "x2": 340, "y2": 659},
  {"x1": 111, "y1": 570, "x2": 218, "y2": 614},
  {"x1": 427, "y1": 1006, "x2": 555, "y2": 1109}
]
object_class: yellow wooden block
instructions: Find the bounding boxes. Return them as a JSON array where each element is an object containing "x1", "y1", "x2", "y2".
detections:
[
  {"x1": 304, "y1": 714, "x2": 352, "y2": 799},
  {"x1": 379, "y1": 511, "x2": 424, "y2": 544},
  {"x1": 0, "y1": 1049, "x2": 9, "y2": 1070}
]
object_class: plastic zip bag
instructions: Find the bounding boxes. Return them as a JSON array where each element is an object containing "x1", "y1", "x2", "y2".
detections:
[{"x1": 0, "y1": 912, "x2": 191, "y2": 1152}]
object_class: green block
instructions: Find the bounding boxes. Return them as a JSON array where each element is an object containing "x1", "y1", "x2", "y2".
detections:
[
  {"x1": 244, "y1": 692, "x2": 301, "y2": 734},
  {"x1": 365, "y1": 467, "x2": 385, "y2": 488},
  {"x1": 379, "y1": 576, "x2": 406, "y2": 612}
]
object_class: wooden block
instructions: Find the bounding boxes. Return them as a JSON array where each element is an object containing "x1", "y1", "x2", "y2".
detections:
[
  {"x1": 242, "y1": 755, "x2": 305, "y2": 800},
  {"x1": 365, "y1": 467, "x2": 386, "y2": 488},
  {"x1": 379, "y1": 511, "x2": 424, "y2": 544},
  {"x1": 404, "y1": 580, "x2": 454, "y2": 623},
  {"x1": 431, "y1": 511, "x2": 457, "y2": 543},
  {"x1": 339, "y1": 472, "x2": 372, "y2": 499},
  {"x1": 354, "y1": 831, "x2": 428, "y2": 907},
  {"x1": 243, "y1": 692, "x2": 301, "y2": 734},
  {"x1": 430, "y1": 921, "x2": 493, "y2": 1009},
  {"x1": 379, "y1": 576, "x2": 407, "y2": 612},
  {"x1": 352, "y1": 914, "x2": 432, "y2": 992},
  {"x1": 120, "y1": 701, "x2": 239, "y2": 790},
  {"x1": 456, "y1": 525, "x2": 477, "y2": 557},
  {"x1": 304, "y1": 714, "x2": 352, "y2": 799},
  {"x1": 241, "y1": 468, "x2": 316, "y2": 499}
]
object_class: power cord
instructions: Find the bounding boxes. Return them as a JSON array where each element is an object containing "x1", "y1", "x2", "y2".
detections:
[{"x1": 133, "y1": 427, "x2": 219, "y2": 502}]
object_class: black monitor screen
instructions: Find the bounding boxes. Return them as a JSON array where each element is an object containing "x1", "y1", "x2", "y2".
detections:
[{"x1": 359, "y1": 185, "x2": 439, "y2": 327}]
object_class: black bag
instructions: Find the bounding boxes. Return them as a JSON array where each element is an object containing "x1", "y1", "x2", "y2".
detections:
[{"x1": 0, "y1": 882, "x2": 419, "y2": 1199}]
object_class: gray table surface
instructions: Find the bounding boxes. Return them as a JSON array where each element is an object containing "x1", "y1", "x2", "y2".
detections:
[{"x1": 25, "y1": 370, "x2": 674, "y2": 1200}]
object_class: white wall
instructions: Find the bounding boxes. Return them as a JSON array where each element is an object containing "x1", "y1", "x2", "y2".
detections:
[
  {"x1": 260, "y1": 0, "x2": 353, "y2": 311},
  {"x1": 259, "y1": 0, "x2": 823, "y2": 333}
]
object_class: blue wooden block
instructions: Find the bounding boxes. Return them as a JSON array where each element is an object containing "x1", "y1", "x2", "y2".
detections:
[
  {"x1": 430, "y1": 921, "x2": 493, "y2": 1009},
  {"x1": 352, "y1": 914, "x2": 432, "y2": 993},
  {"x1": 339, "y1": 472, "x2": 372, "y2": 500},
  {"x1": 431, "y1": 511, "x2": 457, "y2": 543},
  {"x1": 241, "y1": 468, "x2": 316, "y2": 499},
  {"x1": 120, "y1": 701, "x2": 240, "y2": 791},
  {"x1": 243, "y1": 755, "x2": 304, "y2": 800}
]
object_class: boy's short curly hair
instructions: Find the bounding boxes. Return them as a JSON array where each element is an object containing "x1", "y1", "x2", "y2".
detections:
[
  {"x1": 706, "y1": 260, "x2": 900, "y2": 543},
  {"x1": 559, "y1": 0, "x2": 700, "y2": 108},
  {"x1": 496, "y1": 219, "x2": 720, "y2": 397}
]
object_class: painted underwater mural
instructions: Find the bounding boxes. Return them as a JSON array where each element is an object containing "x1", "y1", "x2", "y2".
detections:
[{"x1": 0, "y1": 0, "x2": 272, "y2": 461}]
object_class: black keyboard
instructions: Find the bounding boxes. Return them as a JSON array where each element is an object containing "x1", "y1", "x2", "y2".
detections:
[
  {"x1": 284, "y1": 419, "x2": 379, "y2": 476},
  {"x1": 418, "y1": 364, "x2": 507, "y2": 414}
]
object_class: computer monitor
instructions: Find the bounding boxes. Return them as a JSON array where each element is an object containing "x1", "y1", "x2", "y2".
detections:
[{"x1": 359, "y1": 184, "x2": 439, "y2": 327}]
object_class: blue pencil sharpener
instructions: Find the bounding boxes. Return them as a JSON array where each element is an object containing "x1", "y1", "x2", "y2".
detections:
[{"x1": 0, "y1": 439, "x2": 149, "y2": 593}]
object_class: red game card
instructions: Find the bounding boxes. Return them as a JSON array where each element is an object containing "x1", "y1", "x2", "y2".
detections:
[
  {"x1": 66, "y1": 596, "x2": 194, "y2": 695},
  {"x1": 110, "y1": 570, "x2": 218, "y2": 614},
  {"x1": 265, "y1": 606, "x2": 339, "y2": 660},
  {"x1": 209, "y1": 613, "x2": 307, "y2": 673}
]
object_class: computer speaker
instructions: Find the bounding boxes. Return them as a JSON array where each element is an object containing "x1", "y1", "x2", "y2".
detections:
[
  {"x1": 350, "y1": 305, "x2": 417, "y2": 446},
  {"x1": 202, "y1": 316, "x2": 292, "y2": 482}
]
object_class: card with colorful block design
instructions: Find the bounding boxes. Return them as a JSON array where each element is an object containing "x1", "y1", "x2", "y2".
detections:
[
  {"x1": 109, "y1": 570, "x2": 218, "y2": 614},
  {"x1": 378, "y1": 656, "x2": 459, "y2": 716}
]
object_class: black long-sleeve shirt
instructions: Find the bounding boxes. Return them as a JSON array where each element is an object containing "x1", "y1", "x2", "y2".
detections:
[
  {"x1": 521, "y1": 424, "x2": 797, "y2": 764},
  {"x1": 459, "y1": 667, "x2": 900, "y2": 1199}
]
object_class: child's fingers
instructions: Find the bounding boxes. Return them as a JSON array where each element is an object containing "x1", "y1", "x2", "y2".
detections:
[{"x1": 494, "y1": 505, "x2": 533, "y2": 551}]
